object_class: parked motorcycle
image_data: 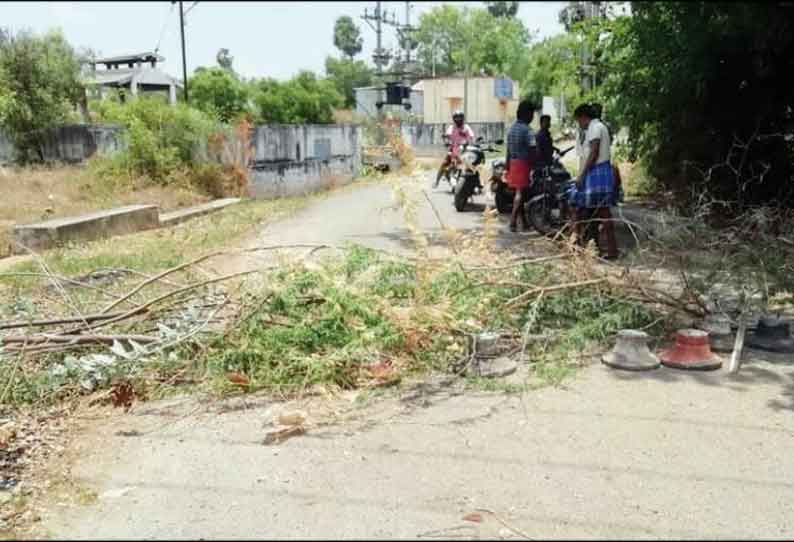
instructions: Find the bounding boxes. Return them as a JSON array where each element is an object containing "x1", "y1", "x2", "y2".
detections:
[
  {"x1": 525, "y1": 146, "x2": 577, "y2": 235},
  {"x1": 454, "y1": 137, "x2": 504, "y2": 212},
  {"x1": 489, "y1": 146, "x2": 575, "y2": 230}
]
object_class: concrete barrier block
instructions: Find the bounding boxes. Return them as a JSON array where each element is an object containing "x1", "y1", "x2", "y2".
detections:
[
  {"x1": 159, "y1": 198, "x2": 241, "y2": 227},
  {"x1": 12, "y1": 204, "x2": 159, "y2": 254}
]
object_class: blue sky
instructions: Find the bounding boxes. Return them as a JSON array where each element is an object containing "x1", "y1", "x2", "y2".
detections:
[{"x1": 2, "y1": 1, "x2": 566, "y2": 80}]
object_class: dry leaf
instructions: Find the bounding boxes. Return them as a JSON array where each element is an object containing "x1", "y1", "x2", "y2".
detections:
[
  {"x1": 226, "y1": 372, "x2": 250, "y2": 388},
  {"x1": 110, "y1": 382, "x2": 136, "y2": 410},
  {"x1": 263, "y1": 425, "x2": 305, "y2": 445},
  {"x1": 462, "y1": 512, "x2": 484, "y2": 523}
]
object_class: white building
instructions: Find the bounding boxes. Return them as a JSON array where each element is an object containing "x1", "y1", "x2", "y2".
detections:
[{"x1": 85, "y1": 52, "x2": 182, "y2": 105}]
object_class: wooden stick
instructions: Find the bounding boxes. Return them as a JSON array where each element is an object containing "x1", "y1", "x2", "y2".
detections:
[
  {"x1": 464, "y1": 254, "x2": 569, "y2": 271},
  {"x1": 1, "y1": 333, "x2": 158, "y2": 346},
  {"x1": 0, "y1": 311, "x2": 131, "y2": 331},
  {"x1": 81, "y1": 269, "x2": 261, "y2": 333},
  {"x1": 99, "y1": 244, "x2": 333, "y2": 315},
  {"x1": 506, "y1": 278, "x2": 606, "y2": 308}
]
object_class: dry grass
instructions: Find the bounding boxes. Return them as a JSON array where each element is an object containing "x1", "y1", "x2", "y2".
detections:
[{"x1": 0, "y1": 163, "x2": 212, "y2": 258}]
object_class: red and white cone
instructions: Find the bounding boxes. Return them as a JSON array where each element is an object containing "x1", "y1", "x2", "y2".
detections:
[{"x1": 660, "y1": 329, "x2": 722, "y2": 371}]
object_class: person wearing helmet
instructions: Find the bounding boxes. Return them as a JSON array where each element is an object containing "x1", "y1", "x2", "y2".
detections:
[{"x1": 434, "y1": 110, "x2": 476, "y2": 188}]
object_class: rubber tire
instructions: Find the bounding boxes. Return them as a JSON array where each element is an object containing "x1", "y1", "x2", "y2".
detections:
[
  {"x1": 526, "y1": 195, "x2": 555, "y2": 236},
  {"x1": 494, "y1": 184, "x2": 513, "y2": 214},
  {"x1": 454, "y1": 177, "x2": 473, "y2": 212}
]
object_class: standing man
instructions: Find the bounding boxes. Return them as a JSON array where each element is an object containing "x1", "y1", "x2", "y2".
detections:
[
  {"x1": 590, "y1": 102, "x2": 623, "y2": 203},
  {"x1": 536, "y1": 114, "x2": 560, "y2": 169},
  {"x1": 571, "y1": 103, "x2": 618, "y2": 259},
  {"x1": 435, "y1": 110, "x2": 475, "y2": 188},
  {"x1": 505, "y1": 100, "x2": 538, "y2": 232}
]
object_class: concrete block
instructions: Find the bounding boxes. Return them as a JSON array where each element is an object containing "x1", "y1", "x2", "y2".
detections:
[
  {"x1": 159, "y1": 198, "x2": 242, "y2": 227},
  {"x1": 13, "y1": 204, "x2": 159, "y2": 254}
]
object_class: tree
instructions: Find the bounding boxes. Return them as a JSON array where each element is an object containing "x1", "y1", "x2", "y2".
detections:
[
  {"x1": 601, "y1": 2, "x2": 794, "y2": 208},
  {"x1": 486, "y1": 1, "x2": 519, "y2": 18},
  {"x1": 216, "y1": 48, "x2": 233, "y2": 71},
  {"x1": 412, "y1": 5, "x2": 532, "y2": 80},
  {"x1": 520, "y1": 34, "x2": 581, "y2": 116},
  {"x1": 325, "y1": 56, "x2": 374, "y2": 108},
  {"x1": 333, "y1": 16, "x2": 363, "y2": 60},
  {"x1": 0, "y1": 28, "x2": 83, "y2": 162},
  {"x1": 252, "y1": 71, "x2": 342, "y2": 124},
  {"x1": 189, "y1": 67, "x2": 250, "y2": 123}
]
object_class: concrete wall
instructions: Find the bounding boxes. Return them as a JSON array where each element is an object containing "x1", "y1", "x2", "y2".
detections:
[
  {"x1": 248, "y1": 124, "x2": 362, "y2": 199},
  {"x1": 419, "y1": 77, "x2": 520, "y2": 124},
  {"x1": 0, "y1": 124, "x2": 125, "y2": 164},
  {"x1": 401, "y1": 122, "x2": 506, "y2": 157}
]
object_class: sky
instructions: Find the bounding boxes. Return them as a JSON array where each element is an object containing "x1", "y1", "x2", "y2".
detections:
[{"x1": 1, "y1": 1, "x2": 567, "y2": 81}]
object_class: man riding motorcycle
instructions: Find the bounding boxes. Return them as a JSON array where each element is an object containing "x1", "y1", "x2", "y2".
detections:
[{"x1": 434, "y1": 110, "x2": 476, "y2": 188}]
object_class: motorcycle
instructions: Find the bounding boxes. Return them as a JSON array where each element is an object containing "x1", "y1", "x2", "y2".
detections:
[
  {"x1": 454, "y1": 137, "x2": 503, "y2": 212},
  {"x1": 489, "y1": 146, "x2": 576, "y2": 231},
  {"x1": 525, "y1": 146, "x2": 577, "y2": 236}
]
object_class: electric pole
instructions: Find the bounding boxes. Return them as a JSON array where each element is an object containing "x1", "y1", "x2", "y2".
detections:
[
  {"x1": 362, "y1": 2, "x2": 395, "y2": 77},
  {"x1": 173, "y1": 0, "x2": 189, "y2": 103}
]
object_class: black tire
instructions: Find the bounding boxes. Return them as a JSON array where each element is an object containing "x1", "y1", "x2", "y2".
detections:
[
  {"x1": 454, "y1": 177, "x2": 473, "y2": 212},
  {"x1": 526, "y1": 195, "x2": 556, "y2": 236},
  {"x1": 494, "y1": 184, "x2": 513, "y2": 214}
]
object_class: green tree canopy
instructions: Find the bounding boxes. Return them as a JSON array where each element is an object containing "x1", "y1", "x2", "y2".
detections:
[
  {"x1": 333, "y1": 16, "x2": 364, "y2": 59},
  {"x1": 519, "y1": 33, "x2": 581, "y2": 115},
  {"x1": 599, "y1": 2, "x2": 794, "y2": 208},
  {"x1": 251, "y1": 71, "x2": 342, "y2": 124},
  {"x1": 324, "y1": 56, "x2": 374, "y2": 108},
  {"x1": 189, "y1": 67, "x2": 250, "y2": 123},
  {"x1": 0, "y1": 28, "x2": 83, "y2": 162},
  {"x1": 412, "y1": 6, "x2": 533, "y2": 80}
]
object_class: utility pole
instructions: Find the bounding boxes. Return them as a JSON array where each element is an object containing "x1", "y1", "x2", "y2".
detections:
[
  {"x1": 404, "y1": 1, "x2": 411, "y2": 65},
  {"x1": 362, "y1": 1, "x2": 395, "y2": 77},
  {"x1": 174, "y1": 0, "x2": 189, "y2": 103}
]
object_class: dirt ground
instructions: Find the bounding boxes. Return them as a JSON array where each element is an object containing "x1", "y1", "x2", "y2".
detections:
[
  {"x1": 0, "y1": 163, "x2": 210, "y2": 258},
  {"x1": 19, "y1": 175, "x2": 794, "y2": 540}
]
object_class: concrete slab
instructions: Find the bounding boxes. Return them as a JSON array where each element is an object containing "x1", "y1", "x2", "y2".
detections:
[
  {"x1": 159, "y1": 198, "x2": 241, "y2": 227},
  {"x1": 12, "y1": 204, "x2": 159, "y2": 254}
]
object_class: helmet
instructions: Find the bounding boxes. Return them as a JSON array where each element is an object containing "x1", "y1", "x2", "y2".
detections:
[{"x1": 452, "y1": 109, "x2": 465, "y2": 120}]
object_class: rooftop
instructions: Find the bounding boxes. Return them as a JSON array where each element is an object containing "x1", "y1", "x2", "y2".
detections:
[
  {"x1": 86, "y1": 66, "x2": 181, "y2": 88},
  {"x1": 92, "y1": 52, "x2": 165, "y2": 66}
]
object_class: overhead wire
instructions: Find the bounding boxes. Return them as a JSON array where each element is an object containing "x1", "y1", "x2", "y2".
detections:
[{"x1": 154, "y1": 2, "x2": 176, "y2": 54}]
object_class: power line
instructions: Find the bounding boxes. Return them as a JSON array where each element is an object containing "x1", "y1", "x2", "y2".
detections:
[
  {"x1": 153, "y1": 2, "x2": 175, "y2": 54},
  {"x1": 184, "y1": 1, "x2": 199, "y2": 17}
]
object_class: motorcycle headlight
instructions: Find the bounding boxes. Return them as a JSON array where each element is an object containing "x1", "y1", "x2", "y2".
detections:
[{"x1": 463, "y1": 151, "x2": 478, "y2": 164}]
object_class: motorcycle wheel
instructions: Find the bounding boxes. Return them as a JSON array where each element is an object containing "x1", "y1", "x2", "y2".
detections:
[
  {"x1": 454, "y1": 177, "x2": 474, "y2": 212},
  {"x1": 526, "y1": 195, "x2": 558, "y2": 236},
  {"x1": 494, "y1": 184, "x2": 513, "y2": 214}
]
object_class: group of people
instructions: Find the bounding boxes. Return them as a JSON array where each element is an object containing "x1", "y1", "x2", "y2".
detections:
[
  {"x1": 435, "y1": 102, "x2": 620, "y2": 259},
  {"x1": 505, "y1": 99, "x2": 620, "y2": 259}
]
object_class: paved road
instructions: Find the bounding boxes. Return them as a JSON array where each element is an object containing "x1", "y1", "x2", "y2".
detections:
[{"x1": 39, "y1": 177, "x2": 794, "y2": 540}]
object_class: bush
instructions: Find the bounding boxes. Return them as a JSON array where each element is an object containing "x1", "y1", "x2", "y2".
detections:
[
  {"x1": 189, "y1": 67, "x2": 250, "y2": 123},
  {"x1": 251, "y1": 71, "x2": 343, "y2": 124},
  {"x1": 0, "y1": 28, "x2": 84, "y2": 163},
  {"x1": 91, "y1": 97, "x2": 219, "y2": 182}
]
